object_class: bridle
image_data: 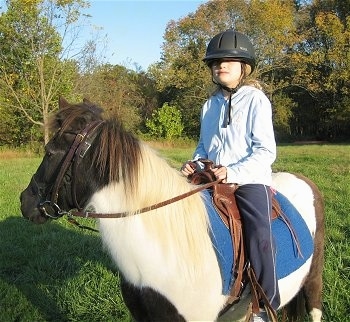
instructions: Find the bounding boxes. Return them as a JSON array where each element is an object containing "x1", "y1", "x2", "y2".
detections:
[
  {"x1": 38, "y1": 120, "x2": 105, "y2": 219},
  {"x1": 36, "y1": 121, "x2": 220, "y2": 223}
]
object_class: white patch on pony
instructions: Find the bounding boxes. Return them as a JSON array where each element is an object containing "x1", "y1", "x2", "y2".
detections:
[
  {"x1": 277, "y1": 256, "x2": 313, "y2": 307},
  {"x1": 272, "y1": 172, "x2": 316, "y2": 236},
  {"x1": 310, "y1": 307, "x2": 322, "y2": 322},
  {"x1": 94, "y1": 187, "x2": 227, "y2": 320}
]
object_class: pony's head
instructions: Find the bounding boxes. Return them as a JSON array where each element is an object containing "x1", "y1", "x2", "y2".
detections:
[{"x1": 20, "y1": 97, "x2": 141, "y2": 223}]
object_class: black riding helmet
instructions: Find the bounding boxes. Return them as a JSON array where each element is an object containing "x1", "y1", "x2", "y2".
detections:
[{"x1": 203, "y1": 29, "x2": 256, "y2": 75}]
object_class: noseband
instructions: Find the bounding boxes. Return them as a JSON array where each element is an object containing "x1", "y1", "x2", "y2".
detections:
[{"x1": 39, "y1": 120, "x2": 104, "y2": 219}]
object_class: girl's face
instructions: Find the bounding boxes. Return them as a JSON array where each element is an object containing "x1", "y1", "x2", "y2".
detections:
[{"x1": 211, "y1": 59, "x2": 243, "y2": 89}]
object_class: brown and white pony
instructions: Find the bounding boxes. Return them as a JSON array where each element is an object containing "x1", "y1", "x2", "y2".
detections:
[{"x1": 20, "y1": 98, "x2": 324, "y2": 321}]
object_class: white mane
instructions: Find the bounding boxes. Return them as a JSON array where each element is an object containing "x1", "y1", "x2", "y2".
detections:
[{"x1": 88, "y1": 143, "x2": 226, "y2": 320}]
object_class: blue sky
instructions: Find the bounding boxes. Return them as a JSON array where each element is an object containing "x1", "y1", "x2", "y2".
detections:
[{"x1": 83, "y1": 0, "x2": 206, "y2": 70}]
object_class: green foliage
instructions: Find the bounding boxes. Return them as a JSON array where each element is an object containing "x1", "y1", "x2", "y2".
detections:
[
  {"x1": 272, "y1": 92, "x2": 295, "y2": 142},
  {"x1": 76, "y1": 64, "x2": 160, "y2": 133},
  {"x1": 0, "y1": 0, "x2": 89, "y2": 145},
  {"x1": 0, "y1": 0, "x2": 350, "y2": 146},
  {"x1": 155, "y1": 0, "x2": 301, "y2": 137},
  {"x1": 155, "y1": 0, "x2": 350, "y2": 140},
  {"x1": 145, "y1": 103, "x2": 184, "y2": 139}
]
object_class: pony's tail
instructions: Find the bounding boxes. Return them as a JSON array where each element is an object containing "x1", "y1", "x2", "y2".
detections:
[{"x1": 280, "y1": 289, "x2": 306, "y2": 321}]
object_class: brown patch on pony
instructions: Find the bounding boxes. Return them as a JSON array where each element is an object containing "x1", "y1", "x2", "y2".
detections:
[
  {"x1": 283, "y1": 173, "x2": 325, "y2": 321},
  {"x1": 92, "y1": 118, "x2": 142, "y2": 191},
  {"x1": 120, "y1": 277, "x2": 186, "y2": 322}
]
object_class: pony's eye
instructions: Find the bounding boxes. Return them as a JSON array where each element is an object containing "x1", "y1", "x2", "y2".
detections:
[{"x1": 44, "y1": 147, "x2": 54, "y2": 158}]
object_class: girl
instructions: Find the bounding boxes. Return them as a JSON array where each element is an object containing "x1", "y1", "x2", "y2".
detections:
[{"x1": 181, "y1": 29, "x2": 280, "y2": 322}]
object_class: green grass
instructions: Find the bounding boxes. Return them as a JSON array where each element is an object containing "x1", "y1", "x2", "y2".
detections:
[
  {"x1": 273, "y1": 145, "x2": 350, "y2": 322},
  {"x1": 0, "y1": 144, "x2": 349, "y2": 321},
  {"x1": 0, "y1": 157, "x2": 131, "y2": 321}
]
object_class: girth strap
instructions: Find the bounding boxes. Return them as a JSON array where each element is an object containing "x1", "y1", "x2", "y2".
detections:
[{"x1": 246, "y1": 265, "x2": 278, "y2": 322}]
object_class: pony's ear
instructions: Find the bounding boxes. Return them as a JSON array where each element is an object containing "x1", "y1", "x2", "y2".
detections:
[
  {"x1": 83, "y1": 98, "x2": 104, "y2": 118},
  {"x1": 59, "y1": 96, "x2": 70, "y2": 109},
  {"x1": 83, "y1": 98, "x2": 93, "y2": 106}
]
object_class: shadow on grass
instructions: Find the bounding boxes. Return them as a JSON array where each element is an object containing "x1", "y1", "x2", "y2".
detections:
[{"x1": 0, "y1": 216, "x2": 126, "y2": 321}]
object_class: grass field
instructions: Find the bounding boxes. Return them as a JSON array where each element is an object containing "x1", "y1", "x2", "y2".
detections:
[{"x1": 0, "y1": 144, "x2": 349, "y2": 321}]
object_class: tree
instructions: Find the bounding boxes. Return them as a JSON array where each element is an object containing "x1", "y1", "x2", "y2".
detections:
[
  {"x1": 152, "y1": 0, "x2": 350, "y2": 140},
  {"x1": 75, "y1": 63, "x2": 158, "y2": 132},
  {"x1": 145, "y1": 103, "x2": 184, "y2": 140},
  {"x1": 154, "y1": 0, "x2": 302, "y2": 138},
  {"x1": 272, "y1": 92, "x2": 295, "y2": 141},
  {"x1": 288, "y1": 0, "x2": 350, "y2": 138},
  {"x1": 0, "y1": 0, "x2": 92, "y2": 145}
]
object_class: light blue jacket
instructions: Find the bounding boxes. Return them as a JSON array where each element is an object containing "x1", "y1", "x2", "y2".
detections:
[{"x1": 193, "y1": 85, "x2": 276, "y2": 185}]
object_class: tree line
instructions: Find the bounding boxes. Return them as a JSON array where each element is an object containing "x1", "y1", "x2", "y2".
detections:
[{"x1": 0, "y1": 0, "x2": 349, "y2": 148}]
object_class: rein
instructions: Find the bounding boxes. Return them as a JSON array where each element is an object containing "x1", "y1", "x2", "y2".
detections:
[
  {"x1": 66, "y1": 179, "x2": 219, "y2": 233},
  {"x1": 39, "y1": 121, "x2": 221, "y2": 224},
  {"x1": 68, "y1": 179, "x2": 221, "y2": 218}
]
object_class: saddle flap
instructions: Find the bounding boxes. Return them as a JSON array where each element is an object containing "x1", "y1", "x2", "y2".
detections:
[{"x1": 213, "y1": 183, "x2": 240, "y2": 224}]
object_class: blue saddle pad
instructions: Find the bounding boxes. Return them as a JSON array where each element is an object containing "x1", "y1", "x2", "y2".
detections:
[{"x1": 201, "y1": 189, "x2": 314, "y2": 295}]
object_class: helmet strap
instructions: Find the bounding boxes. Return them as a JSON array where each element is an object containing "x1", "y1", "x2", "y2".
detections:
[
  {"x1": 212, "y1": 78, "x2": 239, "y2": 127},
  {"x1": 222, "y1": 85, "x2": 238, "y2": 127},
  {"x1": 211, "y1": 63, "x2": 246, "y2": 127}
]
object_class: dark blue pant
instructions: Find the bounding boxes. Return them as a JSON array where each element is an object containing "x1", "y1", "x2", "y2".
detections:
[{"x1": 235, "y1": 184, "x2": 280, "y2": 310}]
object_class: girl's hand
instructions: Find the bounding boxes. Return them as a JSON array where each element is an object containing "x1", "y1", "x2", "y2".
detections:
[
  {"x1": 180, "y1": 161, "x2": 196, "y2": 177},
  {"x1": 212, "y1": 166, "x2": 227, "y2": 183}
]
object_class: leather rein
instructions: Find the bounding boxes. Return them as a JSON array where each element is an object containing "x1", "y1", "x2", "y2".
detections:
[{"x1": 38, "y1": 122, "x2": 220, "y2": 223}]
